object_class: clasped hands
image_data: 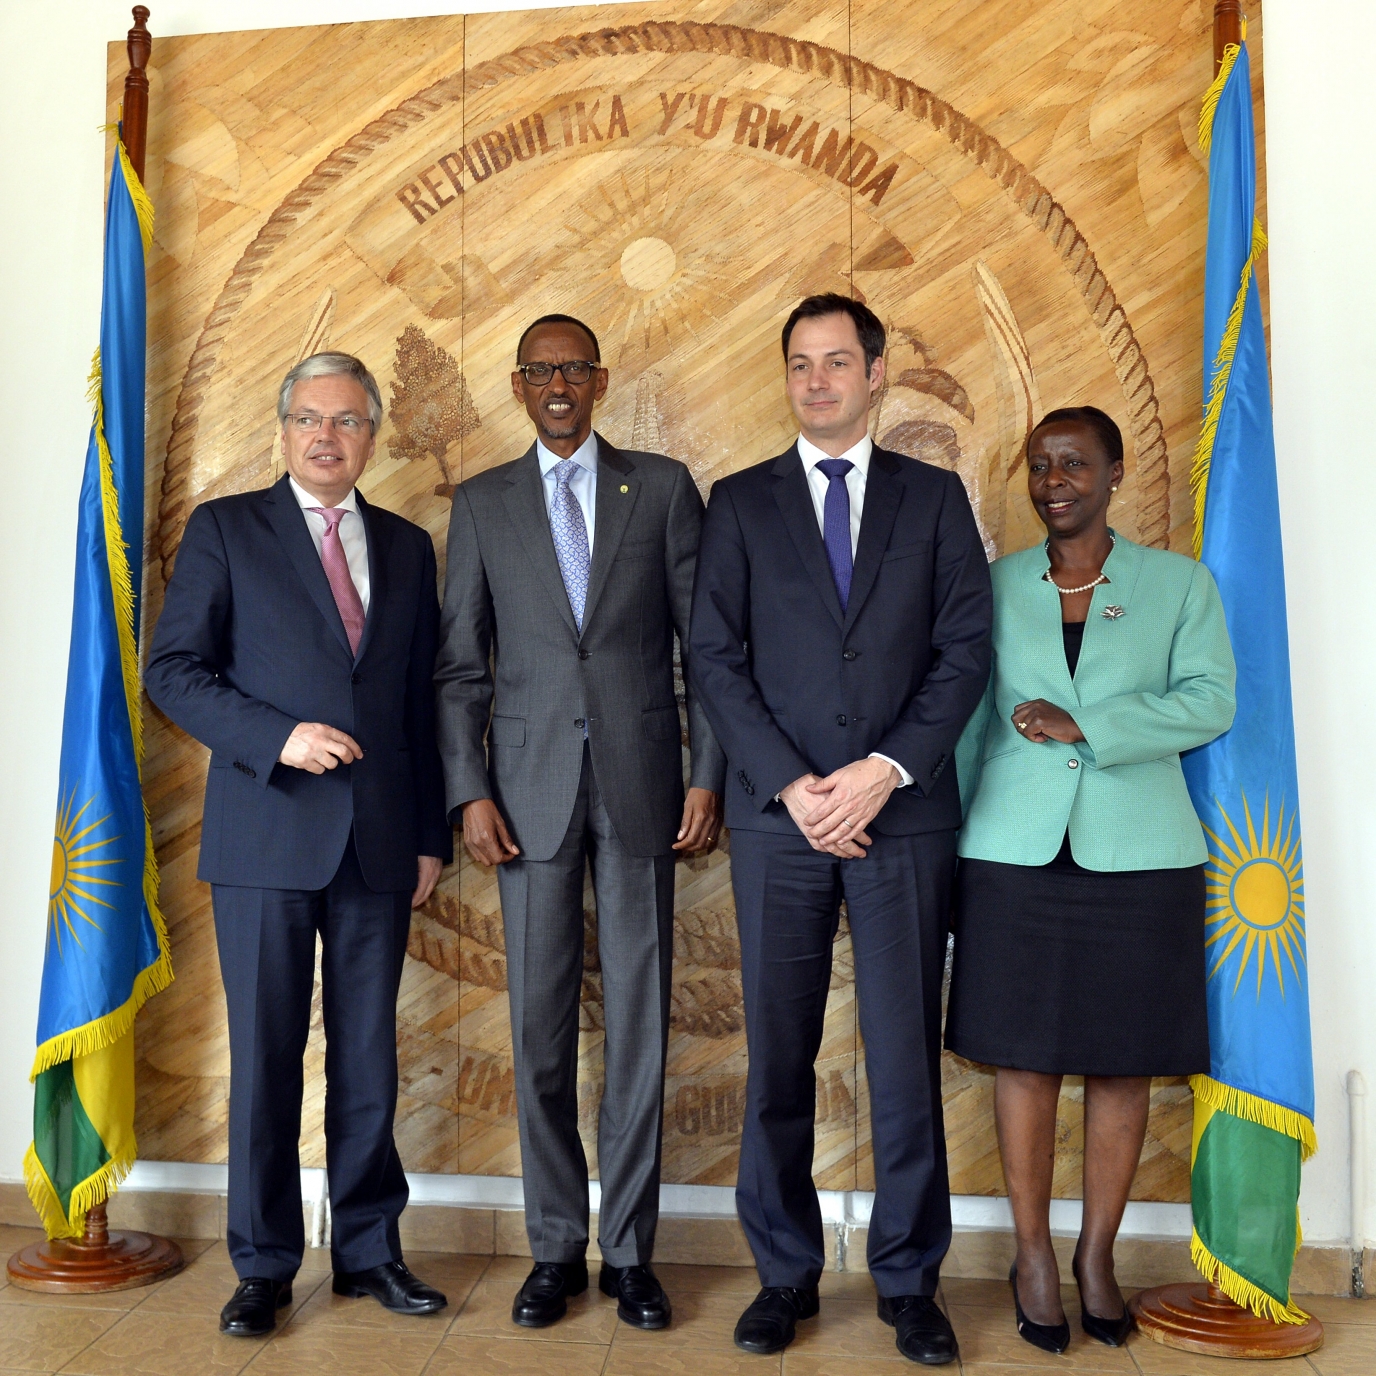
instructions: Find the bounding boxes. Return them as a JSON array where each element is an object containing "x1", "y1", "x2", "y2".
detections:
[
  {"x1": 278, "y1": 723, "x2": 441, "y2": 910},
  {"x1": 781, "y1": 757, "x2": 901, "y2": 859}
]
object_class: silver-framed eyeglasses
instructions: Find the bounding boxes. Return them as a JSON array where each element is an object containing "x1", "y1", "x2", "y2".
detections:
[
  {"x1": 516, "y1": 360, "x2": 598, "y2": 385},
  {"x1": 284, "y1": 412, "x2": 372, "y2": 434}
]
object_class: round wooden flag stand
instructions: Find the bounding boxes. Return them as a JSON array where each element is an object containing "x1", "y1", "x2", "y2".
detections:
[
  {"x1": 7, "y1": 1205, "x2": 184, "y2": 1294},
  {"x1": 1130, "y1": 1283, "x2": 1324, "y2": 1360}
]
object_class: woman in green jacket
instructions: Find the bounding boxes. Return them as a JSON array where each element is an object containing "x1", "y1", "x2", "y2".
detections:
[{"x1": 946, "y1": 407, "x2": 1235, "y2": 1355}]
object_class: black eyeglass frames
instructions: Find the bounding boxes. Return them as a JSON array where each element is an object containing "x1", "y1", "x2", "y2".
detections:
[{"x1": 516, "y1": 360, "x2": 600, "y2": 385}]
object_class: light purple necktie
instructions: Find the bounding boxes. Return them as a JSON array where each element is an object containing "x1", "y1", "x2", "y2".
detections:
[{"x1": 308, "y1": 506, "x2": 366, "y2": 655}]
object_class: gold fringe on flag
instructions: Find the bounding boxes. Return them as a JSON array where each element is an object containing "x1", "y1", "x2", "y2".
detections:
[
  {"x1": 1190, "y1": 1229, "x2": 1311, "y2": 1326},
  {"x1": 1190, "y1": 1073, "x2": 1318, "y2": 1160},
  {"x1": 1188, "y1": 217, "x2": 1268, "y2": 560},
  {"x1": 22, "y1": 1139, "x2": 136, "y2": 1240}
]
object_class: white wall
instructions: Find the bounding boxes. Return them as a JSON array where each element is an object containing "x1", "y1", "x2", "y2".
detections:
[
  {"x1": 1262, "y1": 3, "x2": 1376, "y2": 1248},
  {"x1": 2, "y1": 0, "x2": 1372, "y2": 1248}
]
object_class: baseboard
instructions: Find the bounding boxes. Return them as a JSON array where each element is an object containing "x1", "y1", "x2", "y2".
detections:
[{"x1": 0, "y1": 1179, "x2": 1360, "y2": 1296}]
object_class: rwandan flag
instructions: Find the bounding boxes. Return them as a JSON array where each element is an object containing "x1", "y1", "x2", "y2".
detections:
[
  {"x1": 1180, "y1": 31, "x2": 1316, "y2": 1324},
  {"x1": 24, "y1": 132, "x2": 172, "y2": 1238}
]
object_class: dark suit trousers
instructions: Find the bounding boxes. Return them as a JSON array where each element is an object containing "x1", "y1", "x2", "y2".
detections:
[
  {"x1": 496, "y1": 746, "x2": 675, "y2": 1267},
  {"x1": 730, "y1": 826, "x2": 957, "y2": 1296},
  {"x1": 212, "y1": 837, "x2": 412, "y2": 1282}
]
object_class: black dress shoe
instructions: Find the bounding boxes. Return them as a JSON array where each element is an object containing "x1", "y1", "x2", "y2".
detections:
[
  {"x1": 511, "y1": 1260, "x2": 589, "y2": 1328},
  {"x1": 1073, "y1": 1258, "x2": 1134, "y2": 1346},
  {"x1": 219, "y1": 1277, "x2": 292, "y2": 1336},
  {"x1": 733, "y1": 1286, "x2": 820, "y2": 1354},
  {"x1": 599, "y1": 1262, "x2": 671, "y2": 1329},
  {"x1": 1009, "y1": 1264, "x2": 1070, "y2": 1355},
  {"x1": 332, "y1": 1260, "x2": 446, "y2": 1314},
  {"x1": 877, "y1": 1295, "x2": 959, "y2": 1365}
]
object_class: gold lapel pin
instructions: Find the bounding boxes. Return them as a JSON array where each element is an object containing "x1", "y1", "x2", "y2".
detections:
[{"x1": 620, "y1": 484, "x2": 629, "y2": 493}]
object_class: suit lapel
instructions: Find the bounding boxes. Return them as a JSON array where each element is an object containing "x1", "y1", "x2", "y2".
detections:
[
  {"x1": 352, "y1": 492, "x2": 387, "y2": 665},
  {"x1": 1078, "y1": 532, "x2": 1143, "y2": 685},
  {"x1": 581, "y1": 436, "x2": 637, "y2": 636},
  {"x1": 263, "y1": 475, "x2": 352, "y2": 657},
  {"x1": 771, "y1": 446, "x2": 844, "y2": 630},
  {"x1": 502, "y1": 445, "x2": 580, "y2": 637},
  {"x1": 843, "y1": 447, "x2": 903, "y2": 633}
]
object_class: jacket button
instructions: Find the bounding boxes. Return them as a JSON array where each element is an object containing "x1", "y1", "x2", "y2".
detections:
[
  {"x1": 351, "y1": 673, "x2": 361, "y2": 685},
  {"x1": 836, "y1": 714, "x2": 847, "y2": 726},
  {"x1": 842, "y1": 649, "x2": 857, "y2": 661},
  {"x1": 1068, "y1": 758, "x2": 1080, "y2": 769},
  {"x1": 578, "y1": 649, "x2": 590, "y2": 660},
  {"x1": 574, "y1": 718, "x2": 585, "y2": 728}
]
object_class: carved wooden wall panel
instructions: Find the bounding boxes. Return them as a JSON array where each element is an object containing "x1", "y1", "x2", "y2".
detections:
[{"x1": 122, "y1": 0, "x2": 1265, "y2": 1203}]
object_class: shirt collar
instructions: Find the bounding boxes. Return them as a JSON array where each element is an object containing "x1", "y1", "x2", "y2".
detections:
[
  {"x1": 538, "y1": 430, "x2": 600, "y2": 478},
  {"x1": 797, "y1": 432, "x2": 873, "y2": 476},
  {"x1": 289, "y1": 475, "x2": 359, "y2": 514}
]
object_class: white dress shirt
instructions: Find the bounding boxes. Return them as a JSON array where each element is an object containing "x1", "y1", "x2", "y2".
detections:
[
  {"x1": 793, "y1": 431, "x2": 912, "y2": 790},
  {"x1": 798, "y1": 432, "x2": 870, "y2": 556},
  {"x1": 538, "y1": 432, "x2": 599, "y2": 556},
  {"x1": 290, "y1": 476, "x2": 371, "y2": 614}
]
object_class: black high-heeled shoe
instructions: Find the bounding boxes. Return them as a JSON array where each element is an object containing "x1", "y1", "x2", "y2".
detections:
[
  {"x1": 1072, "y1": 1258, "x2": 1134, "y2": 1347},
  {"x1": 1009, "y1": 1263, "x2": 1070, "y2": 1355}
]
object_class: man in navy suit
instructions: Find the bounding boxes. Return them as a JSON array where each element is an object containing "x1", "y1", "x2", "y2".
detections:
[
  {"x1": 146, "y1": 353, "x2": 452, "y2": 1338},
  {"x1": 689, "y1": 296, "x2": 992, "y2": 1362}
]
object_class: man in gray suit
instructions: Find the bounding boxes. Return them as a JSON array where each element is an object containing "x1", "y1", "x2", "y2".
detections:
[{"x1": 436, "y1": 314, "x2": 724, "y2": 1332}]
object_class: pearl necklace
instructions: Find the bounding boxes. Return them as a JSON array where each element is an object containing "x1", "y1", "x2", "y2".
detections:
[{"x1": 1044, "y1": 534, "x2": 1115, "y2": 596}]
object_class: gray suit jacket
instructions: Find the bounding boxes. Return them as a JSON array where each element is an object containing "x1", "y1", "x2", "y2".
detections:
[{"x1": 436, "y1": 434, "x2": 726, "y2": 861}]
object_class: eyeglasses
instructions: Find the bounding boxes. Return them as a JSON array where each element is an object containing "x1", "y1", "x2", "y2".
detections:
[
  {"x1": 516, "y1": 360, "x2": 599, "y2": 385},
  {"x1": 284, "y1": 412, "x2": 371, "y2": 434}
]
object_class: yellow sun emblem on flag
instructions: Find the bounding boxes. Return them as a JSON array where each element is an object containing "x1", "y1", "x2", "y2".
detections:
[
  {"x1": 49, "y1": 789, "x2": 122, "y2": 955},
  {"x1": 1203, "y1": 792, "x2": 1305, "y2": 998}
]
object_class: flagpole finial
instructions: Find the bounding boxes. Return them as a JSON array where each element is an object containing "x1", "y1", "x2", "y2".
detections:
[
  {"x1": 1213, "y1": 2, "x2": 1246, "y2": 75},
  {"x1": 122, "y1": 7, "x2": 152, "y2": 183}
]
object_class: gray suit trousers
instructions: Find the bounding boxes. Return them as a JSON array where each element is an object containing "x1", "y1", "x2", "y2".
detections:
[{"x1": 497, "y1": 746, "x2": 675, "y2": 1267}]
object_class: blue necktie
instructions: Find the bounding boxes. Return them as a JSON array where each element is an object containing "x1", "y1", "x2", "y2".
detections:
[
  {"x1": 549, "y1": 458, "x2": 590, "y2": 630},
  {"x1": 816, "y1": 458, "x2": 855, "y2": 611}
]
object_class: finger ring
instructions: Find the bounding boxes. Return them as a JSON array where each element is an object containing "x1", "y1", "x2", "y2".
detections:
[{"x1": 1017, "y1": 721, "x2": 1027, "y2": 730}]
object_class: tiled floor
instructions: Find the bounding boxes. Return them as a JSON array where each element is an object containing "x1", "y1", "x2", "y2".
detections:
[{"x1": 1, "y1": 1224, "x2": 1372, "y2": 1374}]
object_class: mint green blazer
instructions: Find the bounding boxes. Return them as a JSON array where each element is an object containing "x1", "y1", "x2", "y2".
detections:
[{"x1": 956, "y1": 535, "x2": 1236, "y2": 871}]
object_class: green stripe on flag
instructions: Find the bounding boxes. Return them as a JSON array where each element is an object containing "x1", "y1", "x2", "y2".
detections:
[
  {"x1": 1192, "y1": 1107, "x2": 1305, "y2": 1322},
  {"x1": 33, "y1": 1061, "x2": 110, "y2": 1219}
]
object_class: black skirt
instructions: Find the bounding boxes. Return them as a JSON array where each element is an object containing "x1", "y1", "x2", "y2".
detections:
[{"x1": 945, "y1": 834, "x2": 1210, "y2": 1077}]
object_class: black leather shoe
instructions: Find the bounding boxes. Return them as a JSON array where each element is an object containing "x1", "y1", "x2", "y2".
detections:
[
  {"x1": 600, "y1": 1262, "x2": 671, "y2": 1329},
  {"x1": 332, "y1": 1260, "x2": 446, "y2": 1314},
  {"x1": 219, "y1": 1277, "x2": 291, "y2": 1336},
  {"x1": 1073, "y1": 1258, "x2": 1134, "y2": 1346},
  {"x1": 877, "y1": 1294, "x2": 960, "y2": 1365},
  {"x1": 733, "y1": 1286, "x2": 820, "y2": 1354},
  {"x1": 511, "y1": 1260, "x2": 589, "y2": 1328},
  {"x1": 1009, "y1": 1264, "x2": 1070, "y2": 1355}
]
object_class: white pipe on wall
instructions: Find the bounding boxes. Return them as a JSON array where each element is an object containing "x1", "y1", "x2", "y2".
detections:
[{"x1": 1348, "y1": 1069, "x2": 1367, "y2": 1294}]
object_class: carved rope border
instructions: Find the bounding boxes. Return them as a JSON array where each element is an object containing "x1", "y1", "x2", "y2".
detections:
[{"x1": 156, "y1": 20, "x2": 1171, "y2": 581}]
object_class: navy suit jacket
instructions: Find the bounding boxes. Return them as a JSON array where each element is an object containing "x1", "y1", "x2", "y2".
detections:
[
  {"x1": 689, "y1": 444, "x2": 993, "y2": 835},
  {"x1": 145, "y1": 474, "x2": 452, "y2": 892}
]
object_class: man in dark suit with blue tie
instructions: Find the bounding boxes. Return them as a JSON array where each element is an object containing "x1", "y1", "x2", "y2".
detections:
[
  {"x1": 146, "y1": 353, "x2": 452, "y2": 1338},
  {"x1": 689, "y1": 296, "x2": 993, "y2": 1363}
]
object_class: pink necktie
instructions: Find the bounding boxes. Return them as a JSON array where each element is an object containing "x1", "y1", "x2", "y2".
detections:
[{"x1": 309, "y1": 507, "x2": 365, "y2": 655}]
